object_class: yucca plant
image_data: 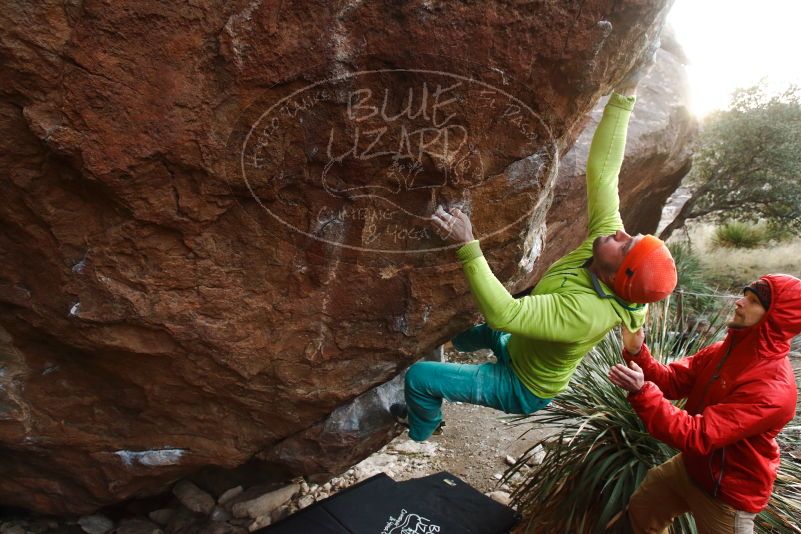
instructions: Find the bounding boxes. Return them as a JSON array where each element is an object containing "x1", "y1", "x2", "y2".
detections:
[
  {"x1": 505, "y1": 297, "x2": 724, "y2": 533},
  {"x1": 504, "y1": 296, "x2": 801, "y2": 534},
  {"x1": 712, "y1": 221, "x2": 767, "y2": 249}
]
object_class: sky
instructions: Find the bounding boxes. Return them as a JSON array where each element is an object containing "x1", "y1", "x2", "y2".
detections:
[{"x1": 667, "y1": 0, "x2": 801, "y2": 117}]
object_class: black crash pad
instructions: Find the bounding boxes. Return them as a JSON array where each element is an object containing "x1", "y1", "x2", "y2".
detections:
[{"x1": 257, "y1": 471, "x2": 519, "y2": 534}]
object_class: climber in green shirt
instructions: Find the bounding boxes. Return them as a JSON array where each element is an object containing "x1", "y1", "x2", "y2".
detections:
[{"x1": 391, "y1": 61, "x2": 678, "y2": 442}]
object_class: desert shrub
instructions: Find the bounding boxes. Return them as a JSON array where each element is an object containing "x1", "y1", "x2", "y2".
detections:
[{"x1": 712, "y1": 221, "x2": 767, "y2": 249}]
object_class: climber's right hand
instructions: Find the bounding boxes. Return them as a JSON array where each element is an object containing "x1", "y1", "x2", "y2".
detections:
[{"x1": 615, "y1": 37, "x2": 660, "y2": 95}]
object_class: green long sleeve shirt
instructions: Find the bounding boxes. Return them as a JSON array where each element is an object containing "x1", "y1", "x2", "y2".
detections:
[{"x1": 456, "y1": 93, "x2": 646, "y2": 399}]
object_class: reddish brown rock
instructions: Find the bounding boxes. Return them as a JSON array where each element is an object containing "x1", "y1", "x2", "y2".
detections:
[
  {"x1": 0, "y1": 0, "x2": 673, "y2": 514},
  {"x1": 255, "y1": 26, "x2": 697, "y2": 482}
]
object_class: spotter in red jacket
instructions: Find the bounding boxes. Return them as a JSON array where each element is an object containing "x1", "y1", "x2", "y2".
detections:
[{"x1": 624, "y1": 274, "x2": 801, "y2": 513}]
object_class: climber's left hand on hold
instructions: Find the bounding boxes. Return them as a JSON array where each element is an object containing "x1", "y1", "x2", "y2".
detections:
[{"x1": 431, "y1": 205, "x2": 475, "y2": 244}]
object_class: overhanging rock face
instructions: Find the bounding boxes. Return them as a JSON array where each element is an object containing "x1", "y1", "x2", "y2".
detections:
[
  {"x1": 260, "y1": 29, "x2": 696, "y2": 474},
  {"x1": 0, "y1": 0, "x2": 673, "y2": 514}
]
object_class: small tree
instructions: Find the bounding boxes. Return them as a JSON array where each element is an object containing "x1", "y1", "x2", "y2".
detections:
[{"x1": 660, "y1": 84, "x2": 801, "y2": 240}]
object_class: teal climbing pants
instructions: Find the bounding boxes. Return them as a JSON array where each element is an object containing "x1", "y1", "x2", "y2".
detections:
[{"x1": 404, "y1": 323, "x2": 552, "y2": 441}]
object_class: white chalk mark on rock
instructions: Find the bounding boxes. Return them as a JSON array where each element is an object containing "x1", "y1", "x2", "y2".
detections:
[
  {"x1": 115, "y1": 448, "x2": 186, "y2": 467},
  {"x1": 72, "y1": 257, "x2": 87, "y2": 273}
]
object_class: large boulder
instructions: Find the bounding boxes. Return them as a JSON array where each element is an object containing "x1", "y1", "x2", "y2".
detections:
[
  {"x1": 0, "y1": 0, "x2": 673, "y2": 514},
  {"x1": 256, "y1": 24, "x2": 697, "y2": 481}
]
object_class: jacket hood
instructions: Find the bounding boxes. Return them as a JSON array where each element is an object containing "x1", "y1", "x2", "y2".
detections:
[{"x1": 729, "y1": 274, "x2": 801, "y2": 359}]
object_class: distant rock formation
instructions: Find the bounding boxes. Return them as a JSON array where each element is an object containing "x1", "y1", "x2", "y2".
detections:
[{"x1": 0, "y1": 0, "x2": 675, "y2": 513}]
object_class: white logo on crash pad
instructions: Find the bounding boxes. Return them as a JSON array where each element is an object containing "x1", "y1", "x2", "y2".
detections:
[{"x1": 382, "y1": 508, "x2": 441, "y2": 534}]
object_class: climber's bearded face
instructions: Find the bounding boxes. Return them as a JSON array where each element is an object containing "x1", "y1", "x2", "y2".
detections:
[{"x1": 592, "y1": 229, "x2": 643, "y2": 275}]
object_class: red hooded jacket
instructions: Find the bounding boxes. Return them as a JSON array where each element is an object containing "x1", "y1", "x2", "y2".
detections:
[{"x1": 623, "y1": 274, "x2": 801, "y2": 513}]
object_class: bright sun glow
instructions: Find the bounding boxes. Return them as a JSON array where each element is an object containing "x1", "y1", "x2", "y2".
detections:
[{"x1": 668, "y1": 0, "x2": 801, "y2": 117}]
